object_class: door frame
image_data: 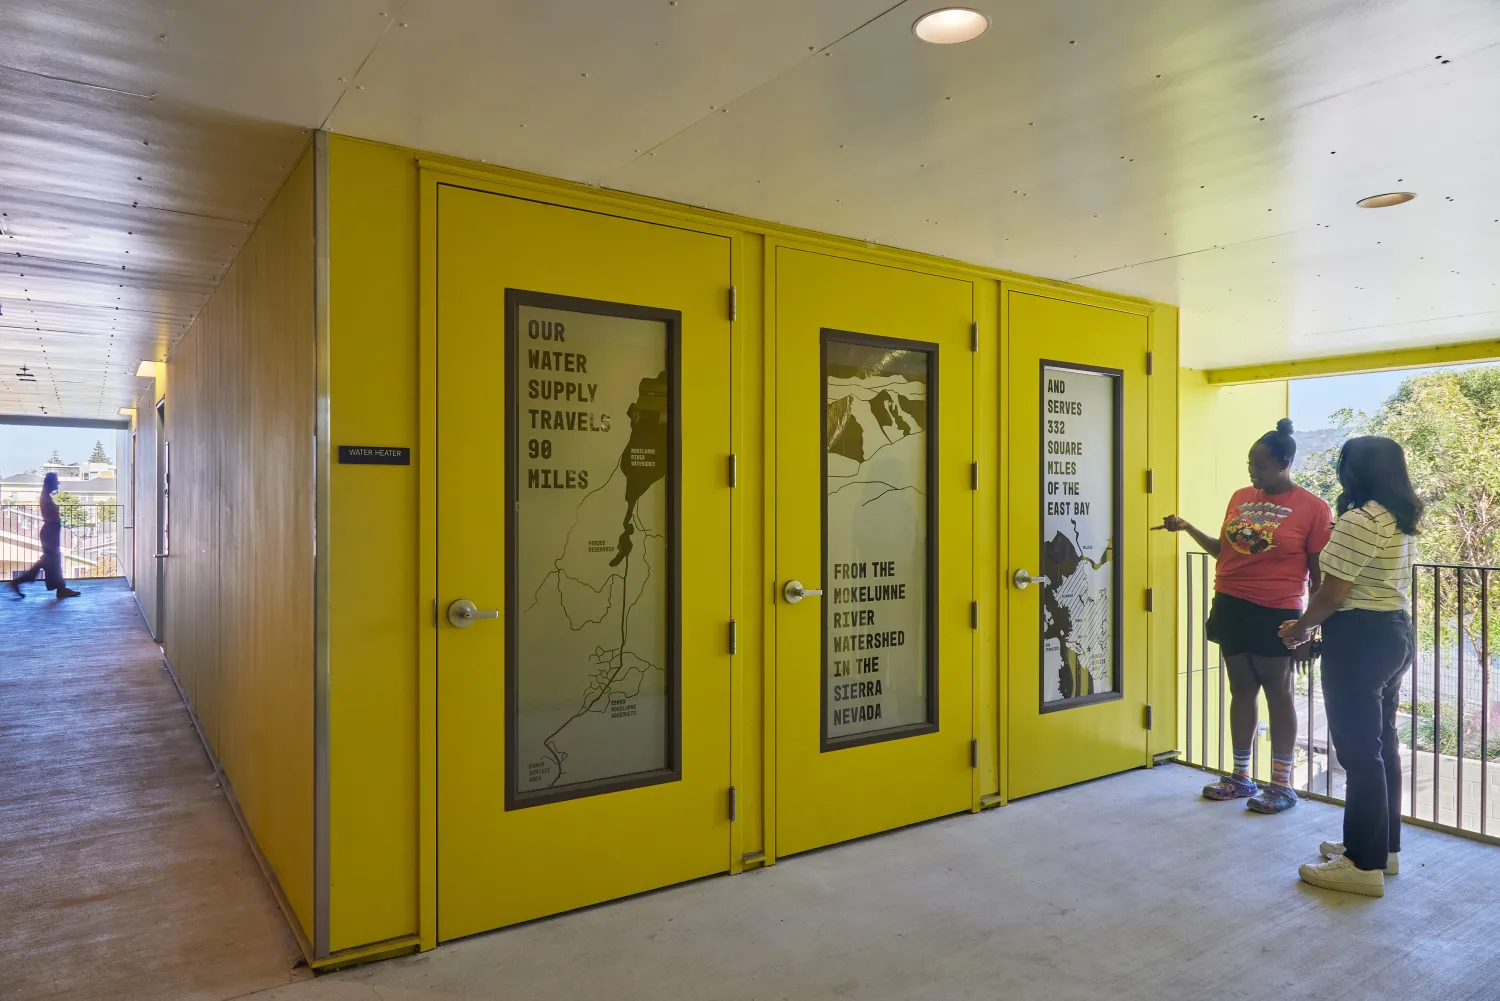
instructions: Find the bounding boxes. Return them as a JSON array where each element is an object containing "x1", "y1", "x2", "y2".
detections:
[
  {"x1": 416, "y1": 162, "x2": 750, "y2": 950},
  {"x1": 997, "y1": 283, "x2": 1163, "y2": 801}
]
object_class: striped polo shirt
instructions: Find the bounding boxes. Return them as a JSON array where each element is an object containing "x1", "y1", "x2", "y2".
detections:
[{"x1": 1319, "y1": 500, "x2": 1412, "y2": 611}]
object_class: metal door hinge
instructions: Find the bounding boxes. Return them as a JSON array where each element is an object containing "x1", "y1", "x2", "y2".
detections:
[
  {"x1": 971, "y1": 600, "x2": 979, "y2": 629},
  {"x1": 728, "y1": 786, "x2": 738, "y2": 822},
  {"x1": 1145, "y1": 587, "x2": 1154, "y2": 612},
  {"x1": 1145, "y1": 705, "x2": 1154, "y2": 730},
  {"x1": 1146, "y1": 350, "x2": 1154, "y2": 375},
  {"x1": 970, "y1": 321, "x2": 979, "y2": 352},
  {"x1": 970, "y1": 461, "x2": 979, "y2": 490},
  {"x1": 728, "y1": 619, "x2": 738, "y2": 655},
  {"x1": 1146, "y1": 468, "x2": 1154, "y2": 493},
  {"x1": 970, "y1": 739, "x2": 979, "y2": 768},
  {"x1": 728, "y1": 453, "x2": 738, "y2": 488},
  {"x1": 728, "y1": 285, "x2": 737, "y2": 321}
]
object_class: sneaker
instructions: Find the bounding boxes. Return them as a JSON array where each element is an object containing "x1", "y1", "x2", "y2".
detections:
[
  {"x1": 1320, "y1": 841, "x2": 1398, "y2": 875},
  {"x1": 1299, "y1": 854, "x2": 1385, "y2": 897},
  {"x1": 1202, "y1": 775, "x2": 1258, "y2": 801},
  {"x1": 55, "y1": 587, "x2": 81, "y2": 599},
  {"x1": 1247, "y1": 783, "x2": 1298, "y2": 814}
]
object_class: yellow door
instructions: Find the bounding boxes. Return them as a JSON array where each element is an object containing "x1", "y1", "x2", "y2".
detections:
[
  {"x1": 435, "y1": 184, "x2": 733, "y2": 940},
  {"x1": 1004, "y1": 289, "x2": 1151, "y2": 799},
  {"x1": 774, "y1": 247, "x2": 975, "y2": 856}
]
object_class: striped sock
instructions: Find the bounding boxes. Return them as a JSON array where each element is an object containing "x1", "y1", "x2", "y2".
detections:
[
  {"x1": 1272, "y1": 754, "x2": 1294, "y2": 788},
  {"x1": 1233, "y1": 748, "x2": 1252, "y2": 781}
]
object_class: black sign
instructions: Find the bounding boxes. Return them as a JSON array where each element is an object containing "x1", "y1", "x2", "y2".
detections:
[{"x1": 338, "y1": 445, "x2": 410, "y2": 466}]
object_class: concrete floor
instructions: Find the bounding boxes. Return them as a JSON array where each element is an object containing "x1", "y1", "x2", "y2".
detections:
[
  {"x1": 249, "y1": 764, "x2": 1500, "y2": 1001},
  {"x1": 0, "y1": 578, "x2": 307, "y2": 1001}
]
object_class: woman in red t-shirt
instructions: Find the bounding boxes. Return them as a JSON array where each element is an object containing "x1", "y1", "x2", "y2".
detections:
[{"x1": 1161, "y1": 419, "x2": 1332, "y2": 813}]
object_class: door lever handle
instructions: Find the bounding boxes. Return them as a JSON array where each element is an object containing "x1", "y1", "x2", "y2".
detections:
[
  {"x1": 1012, "y1": 569, "x2": 1051, "y2": 590},
  {"x1": 783, "y1": 580, "x2": 824, "y2": 604},
  {"x1": 448, "y1": 598, "x2": 500, "y2": 628}
]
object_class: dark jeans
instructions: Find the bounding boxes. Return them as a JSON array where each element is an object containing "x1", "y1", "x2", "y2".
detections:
[
  {"x1": 1321, "y1": 608, "x2": 1413, "y2": 872},
  {"x1": 16, "y1": 524, "x2": 63, "y2": 590}
]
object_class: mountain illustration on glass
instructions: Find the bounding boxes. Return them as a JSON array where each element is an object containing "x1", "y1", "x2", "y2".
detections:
[{"x1": 827, "y1": 353, "x2": 927, "y2": 469}]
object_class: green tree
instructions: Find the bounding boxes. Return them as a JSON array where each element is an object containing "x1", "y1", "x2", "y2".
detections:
[
  {"x1": 97, "y1": 503, "x2": 118, "y2": 524},
  {"x1": 54, "y1": 491, "x2": 88, "y2": 529},
  {"x1": 89, "y1": 440, "x2": 109, "y2": 463},
  {"x1": 1296, "y1": 366, "x2": 1500, "y2": 686}
]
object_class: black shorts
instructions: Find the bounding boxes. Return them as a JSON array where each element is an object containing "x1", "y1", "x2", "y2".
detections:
[{"x1": 1206, "y1": 592, "x2": 1301, "y2": 658}]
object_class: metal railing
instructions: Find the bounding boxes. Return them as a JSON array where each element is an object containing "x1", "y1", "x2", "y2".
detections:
[
  {"x1": 1181, "y1": 552, "x2": 1500, "y2": 840},
  {"x1": 1, "y1": 502, "x2": 124, "y2": 581}
]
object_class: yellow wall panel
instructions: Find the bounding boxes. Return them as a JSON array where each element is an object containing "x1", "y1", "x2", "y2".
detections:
[
  {"x1": 1174, "y1": 370, "x2": 1287, "y2": 770},
  {"x1": 326, "y1": 137, "x2": 421, "y2": 949},
  {"x1": 161, "y1": 147, "x2": 316, "y2": 942}
]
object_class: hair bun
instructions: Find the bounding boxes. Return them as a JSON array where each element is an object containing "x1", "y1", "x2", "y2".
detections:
[{"x1": 1276, "y1": 418, "x2": 1295, "y2": 434}]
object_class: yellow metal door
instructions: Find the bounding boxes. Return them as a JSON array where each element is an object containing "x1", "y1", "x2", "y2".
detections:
[
  {"x1": 435, "y1": 184, "x2": 733, "y2": 940},
  {"x1": 1004, "y1": 289, "x2": 1151, "y2": 799},
  {"x1": 774, "y1": 247, "x2": 975, "y2": 856}
]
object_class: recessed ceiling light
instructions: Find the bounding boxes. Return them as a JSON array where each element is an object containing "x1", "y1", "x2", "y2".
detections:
[
  {"x1": 913, "y1": 8, "x2": 990, "y2": 44},
  {"x1": 1357, "y1": 191, "x2": 1416, "y2": 208}
]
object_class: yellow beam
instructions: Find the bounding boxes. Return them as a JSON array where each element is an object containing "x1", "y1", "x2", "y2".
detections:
[{"x1": 1204, "y1": 340, "x2": 1500, "y2": 385}]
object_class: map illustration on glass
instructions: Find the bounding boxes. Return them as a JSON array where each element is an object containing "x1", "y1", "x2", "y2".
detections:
[
  {"x1": 823, "y1": 332, "x2": 937, "y2": 747},
  {"x1": 1040, "y1": 363, "x2": 1121, "y2": 707},
  {"x1": 507, "y1": 295, "x2": 679, "y2": 806}
]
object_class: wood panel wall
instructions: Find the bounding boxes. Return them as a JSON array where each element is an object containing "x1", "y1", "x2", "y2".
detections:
[
  {"x1": 132, "y1": 380, "x2": 160, "y2": 638},
  {"x1": 162, "y1": 145, "x2": 316, "y2": 940}
]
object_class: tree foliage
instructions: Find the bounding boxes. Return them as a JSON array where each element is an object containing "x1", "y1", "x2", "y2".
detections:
[
  {"x1": 89, "y1": 440, "x2": 109, "y2": 464},
  {"x1": 53, "y1": 491, "x2": 88, "y2": 529},
  {"x1": 1295, "y1": 367, "x2": 1500, "y2": 568}
]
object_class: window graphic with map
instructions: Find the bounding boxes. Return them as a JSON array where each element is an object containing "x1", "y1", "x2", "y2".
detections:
[
  {"x1": 824, "y1": 335, "x2": 933, "y2": 743},
  {"x1": 1040, "y1": 365, "x2": 1118, "y2": 705},
  {"x1": 511, "y1": 301, "x2": 675, "y2": 799}
]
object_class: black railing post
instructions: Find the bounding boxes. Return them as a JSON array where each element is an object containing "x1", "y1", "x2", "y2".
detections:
[
  {"x1": 1458, "y1": 569, "x2": 1467, "y2": 828},
  {"x1": 1434, "y1": 566, "x2": 1443, "y2": 825},
  {"x1": 1483, "y1": 569, "x2": 1491, "y2": 837},
  {"x1": 1201, "y1": 560, "x2": 1209, "y2": 772},
  {"x1": 1411, "y1": 562, "x2": 1419, "y2": 819},
  {"x1": 1186, "y1": 554, "x2": 1194, "y2": 765}
]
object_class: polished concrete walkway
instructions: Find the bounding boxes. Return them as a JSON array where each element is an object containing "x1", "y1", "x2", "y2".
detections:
[
  {"x1": 0, "y1": 578, "x2": 307, "y2": 1001},
  {"x1": 251, "y1": 764, "x2": 1500, "y2": 1001}
]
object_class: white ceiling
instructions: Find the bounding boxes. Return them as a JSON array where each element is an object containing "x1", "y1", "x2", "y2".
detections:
[{"x1": 4, "y1": 0, "x2": 1500, "y2": 418}]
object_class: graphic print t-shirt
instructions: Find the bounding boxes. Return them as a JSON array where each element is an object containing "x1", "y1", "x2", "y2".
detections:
[{"x1": 1214, "y1": 485, "x2": 1333, "y2": 610}]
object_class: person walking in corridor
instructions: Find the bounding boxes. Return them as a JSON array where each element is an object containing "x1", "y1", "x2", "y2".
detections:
[
  {"x1": 1278, "y1": 436, "x2": 1420, "y2": 898},
  {"x1": 1160, "y1": 419, "x2": 1331, "y2": 813},
  {"x1": 8, "y1": 472, "x2": 81, "y2": 599}
]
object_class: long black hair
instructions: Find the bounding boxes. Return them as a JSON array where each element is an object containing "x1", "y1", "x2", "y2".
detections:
[
  {"x1": 1336, "y1": 435, "x2": 1423, "y2": 534},
  {"x1": 1254, "y1": 418, "x2": 1297, "y2": 468}
]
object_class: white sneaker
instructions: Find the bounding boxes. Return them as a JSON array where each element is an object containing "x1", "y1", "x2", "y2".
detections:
[
  {"x1": 1299, "y1": 855, "x2": 1385, "y2": 897},
  {"x1": 1320, "y1": 840, "x2": 1398, "y2": 875}
]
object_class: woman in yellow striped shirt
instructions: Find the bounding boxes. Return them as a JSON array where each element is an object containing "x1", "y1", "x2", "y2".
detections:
[{"x1": 1278, "y1": 436, "x2": 1422, "y2": 898}]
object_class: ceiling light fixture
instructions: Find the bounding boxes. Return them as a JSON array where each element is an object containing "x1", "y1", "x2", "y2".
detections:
[
  {"x1": 1357, "y1": 191, "x2": 1416, "y2": 208},
  {"x1": 913, "y1": 8, "x2": 990, "y2": 44},
  {"x1": 118, "y1": 407, "x2": 136, "y2": 417},
  {"x1": 135, "y1": 360, "x2": 156, "y2": 377}
]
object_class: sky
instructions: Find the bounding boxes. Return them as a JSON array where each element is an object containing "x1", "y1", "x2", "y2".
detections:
[
  {"x1": 0, "y1": 426, "x2": 117, "y2": 479},
  {"x1": 1288, "y1": 363, "x2": 1484, "y2": 432}
]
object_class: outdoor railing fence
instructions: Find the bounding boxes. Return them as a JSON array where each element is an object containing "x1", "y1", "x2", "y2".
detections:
[
  {"x1": 1182, "y1": 552, "x2": 1500, "y2": 840},
  {"x1": 0, "y1": 502, "x2": 124, "y2": 581}
]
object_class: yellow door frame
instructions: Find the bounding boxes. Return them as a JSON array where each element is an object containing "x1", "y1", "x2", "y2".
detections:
[{"x1": 416, "y1": 162, "x2": 750, "y2": 949}]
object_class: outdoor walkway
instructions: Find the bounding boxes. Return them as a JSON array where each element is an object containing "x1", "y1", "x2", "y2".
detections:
[
  {"x1": 0, "y1": 578, "x2": 307, "y2": 1001},
  {"x1": 250, "y1": 765, "x2": 1500, "y2": 1001}
]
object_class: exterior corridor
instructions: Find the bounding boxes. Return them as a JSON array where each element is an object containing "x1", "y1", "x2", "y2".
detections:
[
  {"x1": 0, "y1": 579, "x2": 306, "y2": 1001},
  {"x1": 247, "y1": 765, "x2": 1500, "y2": 1001}
]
